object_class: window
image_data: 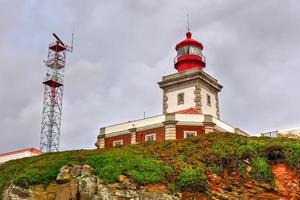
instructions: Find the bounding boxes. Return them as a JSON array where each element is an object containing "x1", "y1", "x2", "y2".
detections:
[
  {"x1": 177, "y1": 46, "x2": 202, "y2": 56},
  {"x1": 178, "y1": 46, "x2": 189, "y2": 56},
  {"x1": 145, "y1": 133, "x2": 156, "y2": 141},
  {"x1": 189, "y1": 46, "x2": 202, "y2": 55},
  {"x1": 207, "y1": 94, "x2": 211, "y2": 107},
  {"x1": 184, "y1": 131, "x2": 197, "y2": 139},
  {"x1": 177, "y1": 93, "x2": 184, "y2": 105},
  {"x1": 113, "y1": 140, "x2": 123, "y2": 147}
]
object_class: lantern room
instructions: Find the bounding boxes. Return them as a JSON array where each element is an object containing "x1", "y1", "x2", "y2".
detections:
[{"x1": 174, "y1": 32, "x2": 206, "y2": 72}]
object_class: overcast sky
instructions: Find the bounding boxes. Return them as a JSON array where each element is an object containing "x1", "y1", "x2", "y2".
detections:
[{"x1": 1, "y1": 0, "x2": 300, "y2": 153}]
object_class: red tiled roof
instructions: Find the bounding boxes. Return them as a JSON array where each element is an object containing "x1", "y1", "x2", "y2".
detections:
[
  {"x1": 0, "y1": 148, "x2": 43, "y2": 157},
  {"x1": 175, "y1": 108, "x2": 201, "y2": 114}
]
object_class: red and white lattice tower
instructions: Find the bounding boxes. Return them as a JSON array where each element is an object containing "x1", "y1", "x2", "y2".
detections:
[{"x1": 40, "y1": 33, "x2": 73, "y2": 152}]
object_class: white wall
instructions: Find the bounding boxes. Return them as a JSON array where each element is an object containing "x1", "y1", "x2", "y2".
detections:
[
  {"x1": 175, "y1": 114, "x2": 204, "y2": 123},
  {"x1": 166, "y1": 86, "x2": 196, "y2": 113},
  {"x1": 213, "y1": 118, "x2": 235, "y2": 133},
  {"x1": 0, "y1": 151, "x2": 40, "y2": 163},
  {"x1": 105, "y1": 115, "x2": 166, "y2": 134},
  {"x1": 201, "y1": 87, "x2": 217, "y2": 118}
]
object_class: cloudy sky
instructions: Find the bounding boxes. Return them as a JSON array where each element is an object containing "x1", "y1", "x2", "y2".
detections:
[{"x1": 1, "y1": 0, "x2": 300, "y2": 153}]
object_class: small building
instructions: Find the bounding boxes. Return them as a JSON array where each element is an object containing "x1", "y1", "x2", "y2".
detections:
[
  {"x1": 95, "y1": 31, "x2": 247, "y2": 148},
  {"x1": 0, "y1": 148, "x2": 43, "y2": 164}
]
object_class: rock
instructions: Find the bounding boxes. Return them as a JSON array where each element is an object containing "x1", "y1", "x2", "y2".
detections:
[
  {"x1": 246, "y1": 165, "x2": 252, "y2": 173},
  {"x1": 243, "y1": 159, "x2": 250, "y2": 165},
  {"x1": 81, "y1": 164, "x2": 93, "y2": 175},
  {"x1": 56, "y1": 171, "x2": 72, "y2": 184},
  {"x1": 3, "y1": 184, "x2": 32, "y2": 200},
  {"x1": 119, "y1": 175, "x2": 127, "y2": 182},
  {"x1": 60, "y1": 165, "x2": 71, "y2": 173},
  {"x1": 259, "y1": 183, "x2": 274, "y2": 191},
  {"x1": 78, "y1": 173, "x2": 98, "y2": 199},
  {"x1": 70, "y1": 165, "x2": 82, "y2": 177},
  {"x1": 122, "y1": 178, "x2": 138, "y2": 190},
  {"x1": 272, "y1": 163, "x2": 300, "y2": 198},
  {"x1": 144, "y1": 184, "x2": 169, "y2": 193},
  {"x1": 139, "y1": 192, "x2": 181, "y2": 200},
  {"x1": 95, "y1": 184, "x2": 114, "y2": 200},
  {"x1": 55, "y1": 180, "x2": 78, "y2": 200},
  {"x1": 109, "y1": 182, "x2": 123, "y2": 189},
  {"x1": 114, "y1": 188, "x2": 139, "y2": 199}
]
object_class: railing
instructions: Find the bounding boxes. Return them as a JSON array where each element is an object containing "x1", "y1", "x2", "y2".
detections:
[
  {"x1": 174, "y1": 53, "x2": 206, "y2": 64},
  {"x1": 43, "y1": 74, "x2": 63, "y2": 85},
  {"x1": 261, "y1": 131, "x2": 278, "y2": 138}
]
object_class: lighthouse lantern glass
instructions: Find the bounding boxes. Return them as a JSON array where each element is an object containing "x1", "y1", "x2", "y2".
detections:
[
  {"x1": 178, "y1": 46, "x2": 189, "y2": 56},
  {"x1": 177, "y1": 46, "x2": 202, "y2": 56},
  {"x1": 189, "y1": 46, "x2": 202, "y2": 55}
]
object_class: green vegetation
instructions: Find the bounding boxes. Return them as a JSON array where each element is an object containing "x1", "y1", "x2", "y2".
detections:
[
  {"x1": 86, "y1": 149, "x2": 172, "y2": 184},
  {"x1": 251, "y1": 157, "x2": 273, "y2": 181},
  {"x1": 177, "y1": 165, "x2": 207, "y2": 192},
  {"x1": 1, "y1": 133, "x2": 300, "y2": 198}
]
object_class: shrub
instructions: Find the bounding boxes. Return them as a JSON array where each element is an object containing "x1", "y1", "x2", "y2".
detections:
[
  {"x1": 167, "y1": 183, "x2": 177, "y2": 192},
  {"x1": 207, "y1": 164, "x2": 222, "y2": 176},
  {"x1": 284, "y1": 145, "x2": 300, "y2": 167},
  {"x1": 177, "y1": 164, "x2": 207, "y2": 192},
  {"x1": 251, "y1": 156, "x2": 273, "y2": 182}
]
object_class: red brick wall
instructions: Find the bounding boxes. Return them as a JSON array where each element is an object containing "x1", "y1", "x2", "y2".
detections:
[
  {"x1": 104, "y1": 125, "x2": 205, "y2": 148},
  {"x1": 136, "y1": 127, "x2": 165, "y2": 143},
  {"x1": 176, "y1": 125, "x2": 204, "y2": 140},
  {"x1": 105, "y1": 133, "x2": 131, "y2": 148}
]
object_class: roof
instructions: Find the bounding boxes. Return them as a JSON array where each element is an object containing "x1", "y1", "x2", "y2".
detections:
[
  {"x1": 175, "y1": 108, "x2": 201, "y2": 114},
  {"x1": 175, "y1": 32, "x2": 203, "y2": 50},
  {"x1": 0, "y1": 148, "x2": 43, "y2": 157}
]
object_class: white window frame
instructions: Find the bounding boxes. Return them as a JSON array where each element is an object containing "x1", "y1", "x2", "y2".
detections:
[
  {"x1": 113, "y1": 140, "x2": 123, "y2": 147},
  {"x1": 184, "y1": 131, "x2": 197, "y2": 139},
  {"x1": 145, "y1": 133, "x2": 156, "y2": 142}
]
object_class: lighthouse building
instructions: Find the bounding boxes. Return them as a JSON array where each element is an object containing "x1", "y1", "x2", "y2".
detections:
[{"x1": 95, "y1": 31, "x2": 247, "y2": 149}]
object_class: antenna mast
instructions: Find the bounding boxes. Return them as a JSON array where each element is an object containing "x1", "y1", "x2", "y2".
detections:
[
  {"x1": 40, "y1": 33, "x2": 73, "y2": 152},
  {"x1": 186, "y1": 14, "x2": 191, "y2": 32}
]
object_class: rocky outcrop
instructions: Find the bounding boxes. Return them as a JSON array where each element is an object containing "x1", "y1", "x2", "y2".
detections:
[
  {"x1": 272, "y1": 163, "x2": 300, "y2": 199},
  {"x1": 208, "y1": 162, "x2": 300, "y2": 200},
  {"x1": 3, "y1": 163, "x2": 300, "y2": 200},
  {"x1": 3, "y1": 164, "x2": 181, "y2": 200}
]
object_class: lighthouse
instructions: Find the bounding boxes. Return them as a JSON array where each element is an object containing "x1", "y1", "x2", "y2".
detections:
[
  {"x1": 158, "y1": 31, "x2": 222, "y2": 119},
  {"x1": 174, "y1": 31, "x2": 206, "y2": 71},
  {"x1": 95, "y1": 31, "x2": 246, "y2": 149}
]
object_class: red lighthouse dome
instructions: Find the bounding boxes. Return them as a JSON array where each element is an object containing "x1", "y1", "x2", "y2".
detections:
[{"x1": 174, "y1": 32, "x2": 206, "y2": 72}]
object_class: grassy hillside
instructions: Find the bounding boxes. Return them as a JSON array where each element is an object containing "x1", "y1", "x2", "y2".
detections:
[{"x1": 1, "y1": 133, "x2": 300, "y2": 197}]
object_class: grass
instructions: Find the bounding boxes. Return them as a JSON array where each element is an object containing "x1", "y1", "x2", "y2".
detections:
[
  {"x1": 1, "y1": 133, "x2": 300, "y2": 198},
  {"x1": 86, "y1": 149, "x2": 172, "y2": 184}
]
